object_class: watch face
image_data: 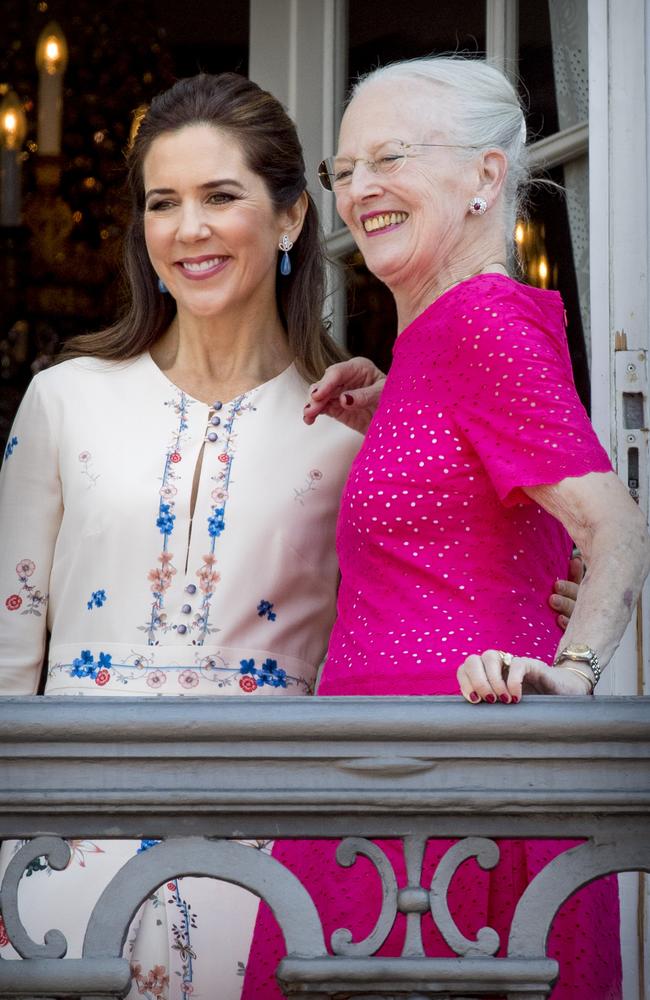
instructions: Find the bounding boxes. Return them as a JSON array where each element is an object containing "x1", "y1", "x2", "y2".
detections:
[{"x1": 570, "y1": 644, "x2": 591, "y2": 656}]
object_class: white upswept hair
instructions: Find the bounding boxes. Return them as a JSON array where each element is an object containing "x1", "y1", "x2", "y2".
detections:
[{"x1": 350, "y1": 56, "x2": 529, "y2": 255}]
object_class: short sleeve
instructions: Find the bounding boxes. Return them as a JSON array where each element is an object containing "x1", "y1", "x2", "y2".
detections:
[
  {"x1": 447, "y1": 288, "x2": 612, "y2": 506},
  {"x1": 0, "y1": 375, "x2": 63, "y2": 693}
]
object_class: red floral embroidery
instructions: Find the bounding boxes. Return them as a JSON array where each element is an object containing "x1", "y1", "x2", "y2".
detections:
[
  {"x1": 166, "y1": 881, "x2": 176, "y2": 891},
  {"x1": 170, "y1": 452, "x2": 181, "y2": 463},
  {"x1": 5, "y1": 594, "x2": 22, "y2": 611},
  {"x1": 0, "y1": 915, "x2": 9, "y2": 948},
  {"x1": 239, "y1": 675, "x2": 257, "y2": 693},
  {"x1": 95, "y1": 668, "x2": 111, "y2": 686},
  {"x1": 217, "y1": 453, "x2": 229, "y2": 463}
]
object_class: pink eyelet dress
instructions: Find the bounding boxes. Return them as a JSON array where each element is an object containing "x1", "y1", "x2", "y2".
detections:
[{"x1": 242, "y1": 275, "x2": 622, "y2": 1000}]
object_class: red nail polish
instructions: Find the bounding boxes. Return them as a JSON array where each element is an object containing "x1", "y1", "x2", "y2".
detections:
[
  {"x1": 485, "y1": 693, "x2": 496, "y2": 703},
  {"x1": 499, "y1": 693, "x2": 509, "y2": 703},
  {"x1": 469, "y1": 691, "x2": 479, "y2": 703},
  {"x1": 343, "y1": 393, "x2": 353, "y2": 405},
  {"x1": 311, "y1": 386, "x2": 319, "y2": 394},
  {"x1": 511, "y1": 695, "x2": 520, "y2": 704}
]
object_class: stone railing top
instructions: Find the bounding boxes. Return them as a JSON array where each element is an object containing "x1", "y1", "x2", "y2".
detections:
[{"x1": 0, "y1": 695, "x2": 649, "y2": 839}]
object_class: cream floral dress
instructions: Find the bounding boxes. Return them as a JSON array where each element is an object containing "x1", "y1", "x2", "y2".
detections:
[{"x1": 0, "y1": 352, "x2": 361, "y2": 999}]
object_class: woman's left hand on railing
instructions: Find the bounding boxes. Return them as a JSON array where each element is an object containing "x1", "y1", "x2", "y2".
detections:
[{"x1": 457, "y1": 649, "x2": 594, "y2": 704}]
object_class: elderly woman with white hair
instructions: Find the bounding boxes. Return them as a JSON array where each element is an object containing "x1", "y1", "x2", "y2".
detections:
[{"x1": 243, "y1": 56, "x2": 649, "y2": 999}]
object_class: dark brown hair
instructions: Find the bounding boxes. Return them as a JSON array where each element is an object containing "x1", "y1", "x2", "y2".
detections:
[{"x1": 62, "y1": 73, "x2": 346, "y2": 381}]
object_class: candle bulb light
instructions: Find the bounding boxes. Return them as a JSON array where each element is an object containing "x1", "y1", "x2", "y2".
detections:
[
  {"x1": 0, "y1": 91, "x2": 27, "y2": 227},
  {"x1": 36, "y1": 21, "x2": 68, "y2": 156}
]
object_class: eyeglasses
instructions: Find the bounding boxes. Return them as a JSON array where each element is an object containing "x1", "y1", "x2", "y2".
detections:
[{"x1": 317, "y1": 139, "x2": 477, "y2": 192}]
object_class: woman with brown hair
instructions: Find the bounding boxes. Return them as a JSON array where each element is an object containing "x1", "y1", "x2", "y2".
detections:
[{"x1": 0, "y1": 72, "x2": 361, "y2": 999}]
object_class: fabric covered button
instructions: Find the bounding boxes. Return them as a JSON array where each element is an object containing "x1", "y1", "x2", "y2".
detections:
[
  {"x1": 181, "y1": 604, "x2": 192, "y2": 614},
  {"x1": 213, "y1": 401, "x2": 223, "y2": 410},
  {"x1": 176, "y1": 624, "x2": 187, "y2": 635},
  {"x1": 207, "y1": 432, "x2": 218, "y2": 442},
  {"x1": 210, "y1": 416, "x2": 221, "y2": 426},
  {"x1": 185, "y1": 584, "x2": 197, "y2": 594}
]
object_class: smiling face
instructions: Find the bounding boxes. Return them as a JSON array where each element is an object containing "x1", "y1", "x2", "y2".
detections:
[
  {"x1": 334, "y1": 78, "x2": 479, "y2": 303},
  {"x1": 143, "y1": 123, "x2": 292, "y2": 323}
]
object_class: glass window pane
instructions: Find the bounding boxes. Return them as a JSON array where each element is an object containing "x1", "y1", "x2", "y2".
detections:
[
  {"x1": 348, "y1": 0, "x2": 485, "y2": 87},
  {"x1": 344, "y1": 252, "x2": 397, "y2": 377},
  {"x1": 517, "y1": 164, "x2": 590, "y2": 410},
  {"x1": 518, "y1": 0, "x2": 559, "y2": 139}
]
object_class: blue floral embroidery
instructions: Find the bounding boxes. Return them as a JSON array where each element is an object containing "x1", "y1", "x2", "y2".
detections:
[
  {"x1": 49, "y1": 650, "x2": 312, "y2": 693},
  {"x1": 207, "y1": 508, "x2": 225, "y2": 537},
  {"x1": 87, "y1": 589, "x2": 107, "y2": 610},
  {"x1": 156, "y1": 503, "x2": 176, "y2": 536},
  {"x1": 257, "y1": 600, "x2": 276, "y2": 622},
  {"x1": 69, "y1": 649, "x2": 111, "y2": 680},
  {"x1": 137, "y1": 839, "x2": 161, "y2": 854},
  {"x1": 239, "y1": 657, "x2": 287, "y2": 688},
  {"x1": 71, "y1": 650, "x2": 98, "y2": 679},
  {"x1": 4, "y1": 436, "x2": 18, "y2": 461},
  {"x1": 188, "y1": 395, "x2": 256, "y2": 644},
  {"x1": 139, "y1": 390, "x2": 193, "y2": 644}
]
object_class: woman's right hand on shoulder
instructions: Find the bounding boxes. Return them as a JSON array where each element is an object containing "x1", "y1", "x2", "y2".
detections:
[
  {"x1": 303, "y1": 357, "x2": 386, "y2": 434},
  {"x1": 549, "y1": 553, "x2": 584, "y2": 629}
]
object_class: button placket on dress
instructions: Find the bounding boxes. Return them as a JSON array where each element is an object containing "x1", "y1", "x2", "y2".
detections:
[
  {"x1": 172, "y1": 400, "x2": 227, "y2": 639},
  {"x1": 169, "y1": 401, "x2": 224, "y2": 639}
]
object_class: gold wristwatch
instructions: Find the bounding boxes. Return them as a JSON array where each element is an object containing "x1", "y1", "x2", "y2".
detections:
[{"x1": 553, "y1": 644, "x2": 602, "y2": 686}]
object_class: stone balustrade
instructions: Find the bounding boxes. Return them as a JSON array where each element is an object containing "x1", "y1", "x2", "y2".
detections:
[{"x1": 0, "y1": 695, "x2": 648, "y2": 999}]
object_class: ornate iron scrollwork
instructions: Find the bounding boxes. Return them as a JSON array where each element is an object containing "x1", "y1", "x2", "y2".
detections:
[
  {"x1": 330, "y1": 838, "x2": 399, "y2": 956},
  {"x1": 330, "y1": 835, "x2": 501, "y2": 966},
  {"x1": 0, "y1": 836, "x2": 72, "y2": 959},
  {"x1": 429, "y1": 837, "x2": 501, "y2": 957}
]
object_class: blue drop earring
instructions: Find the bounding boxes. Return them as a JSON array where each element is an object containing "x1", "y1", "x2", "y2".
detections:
[
  {"x1": 158, "y1": 277, "x2": 169, "y2": 294},
  {"x1": 279, "y1": 234, "x2": 294, "y2": 276}
]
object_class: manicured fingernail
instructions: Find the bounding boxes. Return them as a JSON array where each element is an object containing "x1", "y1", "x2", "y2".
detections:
[
  {"x1": 485, "y1": 693, "x2": 496, "y2": 703},
  {"x1": 550, "y1": 595, "x2": 561, "y2": 608},
  {"x1": 311, "y1": 385, "x2": 319, "y2": 394},
  {"x1": 499, "y1": 693, "x2": 510, "y2": 703},
  {"x1": 511, "y1": 695, "x2": 520, "y2": 704},
  {"x1": 469, "y1": 691, "x2": 480, "y2": 703},
  {"x1": 343, "y1": 393, "x2": 353, "y2": 405}
]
